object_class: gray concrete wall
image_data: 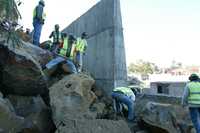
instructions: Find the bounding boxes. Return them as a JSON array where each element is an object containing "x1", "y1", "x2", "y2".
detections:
[
  {"x1": 63, "y1": 0, "x2": 127, "y2": 94},
  {"x1": 168, "y1": 83, "x2": 185, "y2": 96},
  {"x1": 142, "y1": 88, "x2": 157, "y2": 95},
  {"x1": 147, "y1": 82, "x2": 186, "y2": 97}
]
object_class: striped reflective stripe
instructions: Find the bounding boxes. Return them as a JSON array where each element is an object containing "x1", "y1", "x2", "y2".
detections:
[
  {"x1": 53, "y1": 32, "x2": 62, "y2": 43},
  {"x1": 187, "y1": 103, "x2": 200, "y2": 106},
  {"x1": 188, "y1": 98, "x2": 200, "y2": 101},
  {"x1": 188, "y1": 101, "x2": 200, "y2": 105},
  {"x1": 190, "y1": 92, "x2": 200, "y2": 94}
]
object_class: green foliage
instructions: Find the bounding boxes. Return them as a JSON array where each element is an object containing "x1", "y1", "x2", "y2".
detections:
[
  {"x1": 0, "y1": 0, "x2": 22, "y2": 48},
  {"x1": 0, "y1": 0, "x2": 21, "y2": 20},
  {"x1": 128, "y1": 59, "x2": 159, "y2": 75}
]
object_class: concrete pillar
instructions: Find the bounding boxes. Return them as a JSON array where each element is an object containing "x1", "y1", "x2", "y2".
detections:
[{"x1": 63, "y1": 0, "x2": 127, "y2": 95}]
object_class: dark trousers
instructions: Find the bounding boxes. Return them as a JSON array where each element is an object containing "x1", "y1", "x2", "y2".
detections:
[{"x1": 189, "y1": 107, "x2": 200, "y2": 133}]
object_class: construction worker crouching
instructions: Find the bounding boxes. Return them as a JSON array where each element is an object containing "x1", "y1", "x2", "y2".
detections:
[
  {"x1": 111, "y1": 86, "x2": 135, "y2": 122},
  {"x1": 49, "y1": 24, "x2": 62, "y2": 54},
  {"x1": 75, "y1": 32, "x2": 88, "y2": 72},
  {"x1": 32, "y1": 0, "x2": 46, "y2": 46},
  {"x1": 44, "y1": 33, "x2": 77, "y2": 74},
  {"x1": 182, "y1": 74, "x2": 200, "y2": 133}
]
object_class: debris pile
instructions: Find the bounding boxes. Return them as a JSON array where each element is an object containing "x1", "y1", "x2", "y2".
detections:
[{"x1": 0, "y1": 0, "x2": 196, "y2": 133}]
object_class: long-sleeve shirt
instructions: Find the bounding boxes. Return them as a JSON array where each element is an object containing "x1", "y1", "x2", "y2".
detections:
[
  {"x1": 182, "y1": 82, "x2": 200, "y2": 108},
  {"x1": 33, "y1": 4, "x2": 44, "y2": 24}
]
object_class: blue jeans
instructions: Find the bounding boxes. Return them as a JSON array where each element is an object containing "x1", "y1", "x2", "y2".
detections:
[
  {"x1": 189, "y1": 107, "x2": 200, "y2": 133},
  {"x1": 111, "y1": 92, "x2": 134, "y2": 120},
  {"x1": 45, "y1": 56, "x2": 77, "y2": 74},
  {"x1": 33, "y1": 20, "x2": 43, "y2": 46},
  {"x1": 76, "y1": 51, "x2": 83, "y2": 72}
]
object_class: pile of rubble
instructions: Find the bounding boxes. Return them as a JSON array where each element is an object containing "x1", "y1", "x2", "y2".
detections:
[
  {"x1": 0, "y1": 30, "x2": 132, "y2": 132},
  {"x1": 0, "y1": 1, "x2": 196, "y2": 132},
  {"x1": 0, "y1": 29, "x2": 197, "y2": 133}
]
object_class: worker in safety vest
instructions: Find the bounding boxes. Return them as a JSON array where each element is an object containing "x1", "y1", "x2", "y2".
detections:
[
  {"x1": 49, "y1": 24, "x2": 62, "y2": 54},
  {"x1": 111, "y1": 86, "x2": 135, "y2": 121},
  {"x1": 32, "y1": 0, "x2": 46, "y2": 46},
  {"x1": 44, "y1": 33, "x2": 77, "y2": 74},
  {"x1": 182, "y1": 74, "x2": 200, "y2": 133},
  {"x1": 75, "y1": 32, "x2": 88, "y2": 72},
  {"x1": 58, "y1": 33, "x2": 76, "y2": 61}
]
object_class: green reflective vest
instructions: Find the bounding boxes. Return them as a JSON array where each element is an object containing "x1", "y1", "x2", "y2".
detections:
[
  {"x1": 113, "y1": 87, "x2": 134, "y2": 97},
  {"x1": 188, "y1": 82, "x2": 200, "y2": 105},
  {"x1": 76, "y1": 38, "x2": 87, "y2": 53},
  {"x1": 58, "y1": 38, "x2": 75, "y2": 59},
  {"x1": 52, "y1": 31, "x2": 62, "y2": 43},
  {"x1": 33, "y1": 7, "x2": 46, "y2": 20}
]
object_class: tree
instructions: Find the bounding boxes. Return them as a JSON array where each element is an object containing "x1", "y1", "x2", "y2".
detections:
[
  {"x1": 0, "y1": 0, "x2": 21, "y2": 21},
  {"x1": 0, "y1": 0, "x2": 22, "y2": 48},
  {"x1": 128, "y1": 59, "x2": 159, "y2": 75}
]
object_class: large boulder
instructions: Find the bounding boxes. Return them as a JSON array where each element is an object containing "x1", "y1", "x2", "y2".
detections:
[
  {"x1": 0, "y1": 39, "x2": 52, "y2": 96},
  {"x1": 56, "y1": 119, "x2": 131, "y2": 133},
  {"x1": 0, "y1": 93, "x2": 25, "y2": 132},
  {"x1": 49, "y1": 74, "x2": 96, "y2": 126},
  {"x1": 7, "y1": 95, "x2": 56, "y2": 133},
  {"x1": 139, "y1": 102, "x2": 194, "y2": 133}
]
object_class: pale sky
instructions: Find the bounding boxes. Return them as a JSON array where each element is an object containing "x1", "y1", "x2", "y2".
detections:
[{"x1": 18, "y1": 0, "x2": 200, "y2": 67}]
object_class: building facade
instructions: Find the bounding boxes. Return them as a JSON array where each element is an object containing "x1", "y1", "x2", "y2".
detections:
[{"x1": 143, "y1": 81, "x2": 186, "y2": 97}]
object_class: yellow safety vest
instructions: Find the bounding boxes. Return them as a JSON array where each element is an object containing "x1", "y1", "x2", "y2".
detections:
[
  {"x1": 33, "y1": 7, "x2": 46, "y2": 20},
  {"x1": 188, "y1": 82, "x2": 200, "y2": 105},
  {"x1": 59, "y1": 38, "x2": 75, "y2": 60},
  {"x1": 113, "y1": 87, "x2": 134, "y2": 97},
  {"x1": 76, "y1": 38, "x2": 87, "y2": 53}
]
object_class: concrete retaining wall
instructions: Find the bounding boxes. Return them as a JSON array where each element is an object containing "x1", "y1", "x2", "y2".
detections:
[{"x1": 63, "y1": 0, "x2": 127, "y2": 94}]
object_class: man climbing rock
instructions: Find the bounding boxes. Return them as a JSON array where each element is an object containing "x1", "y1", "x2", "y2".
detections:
[{"x1": 111, "y1": 86, "x2": 135, "y2": 122}]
